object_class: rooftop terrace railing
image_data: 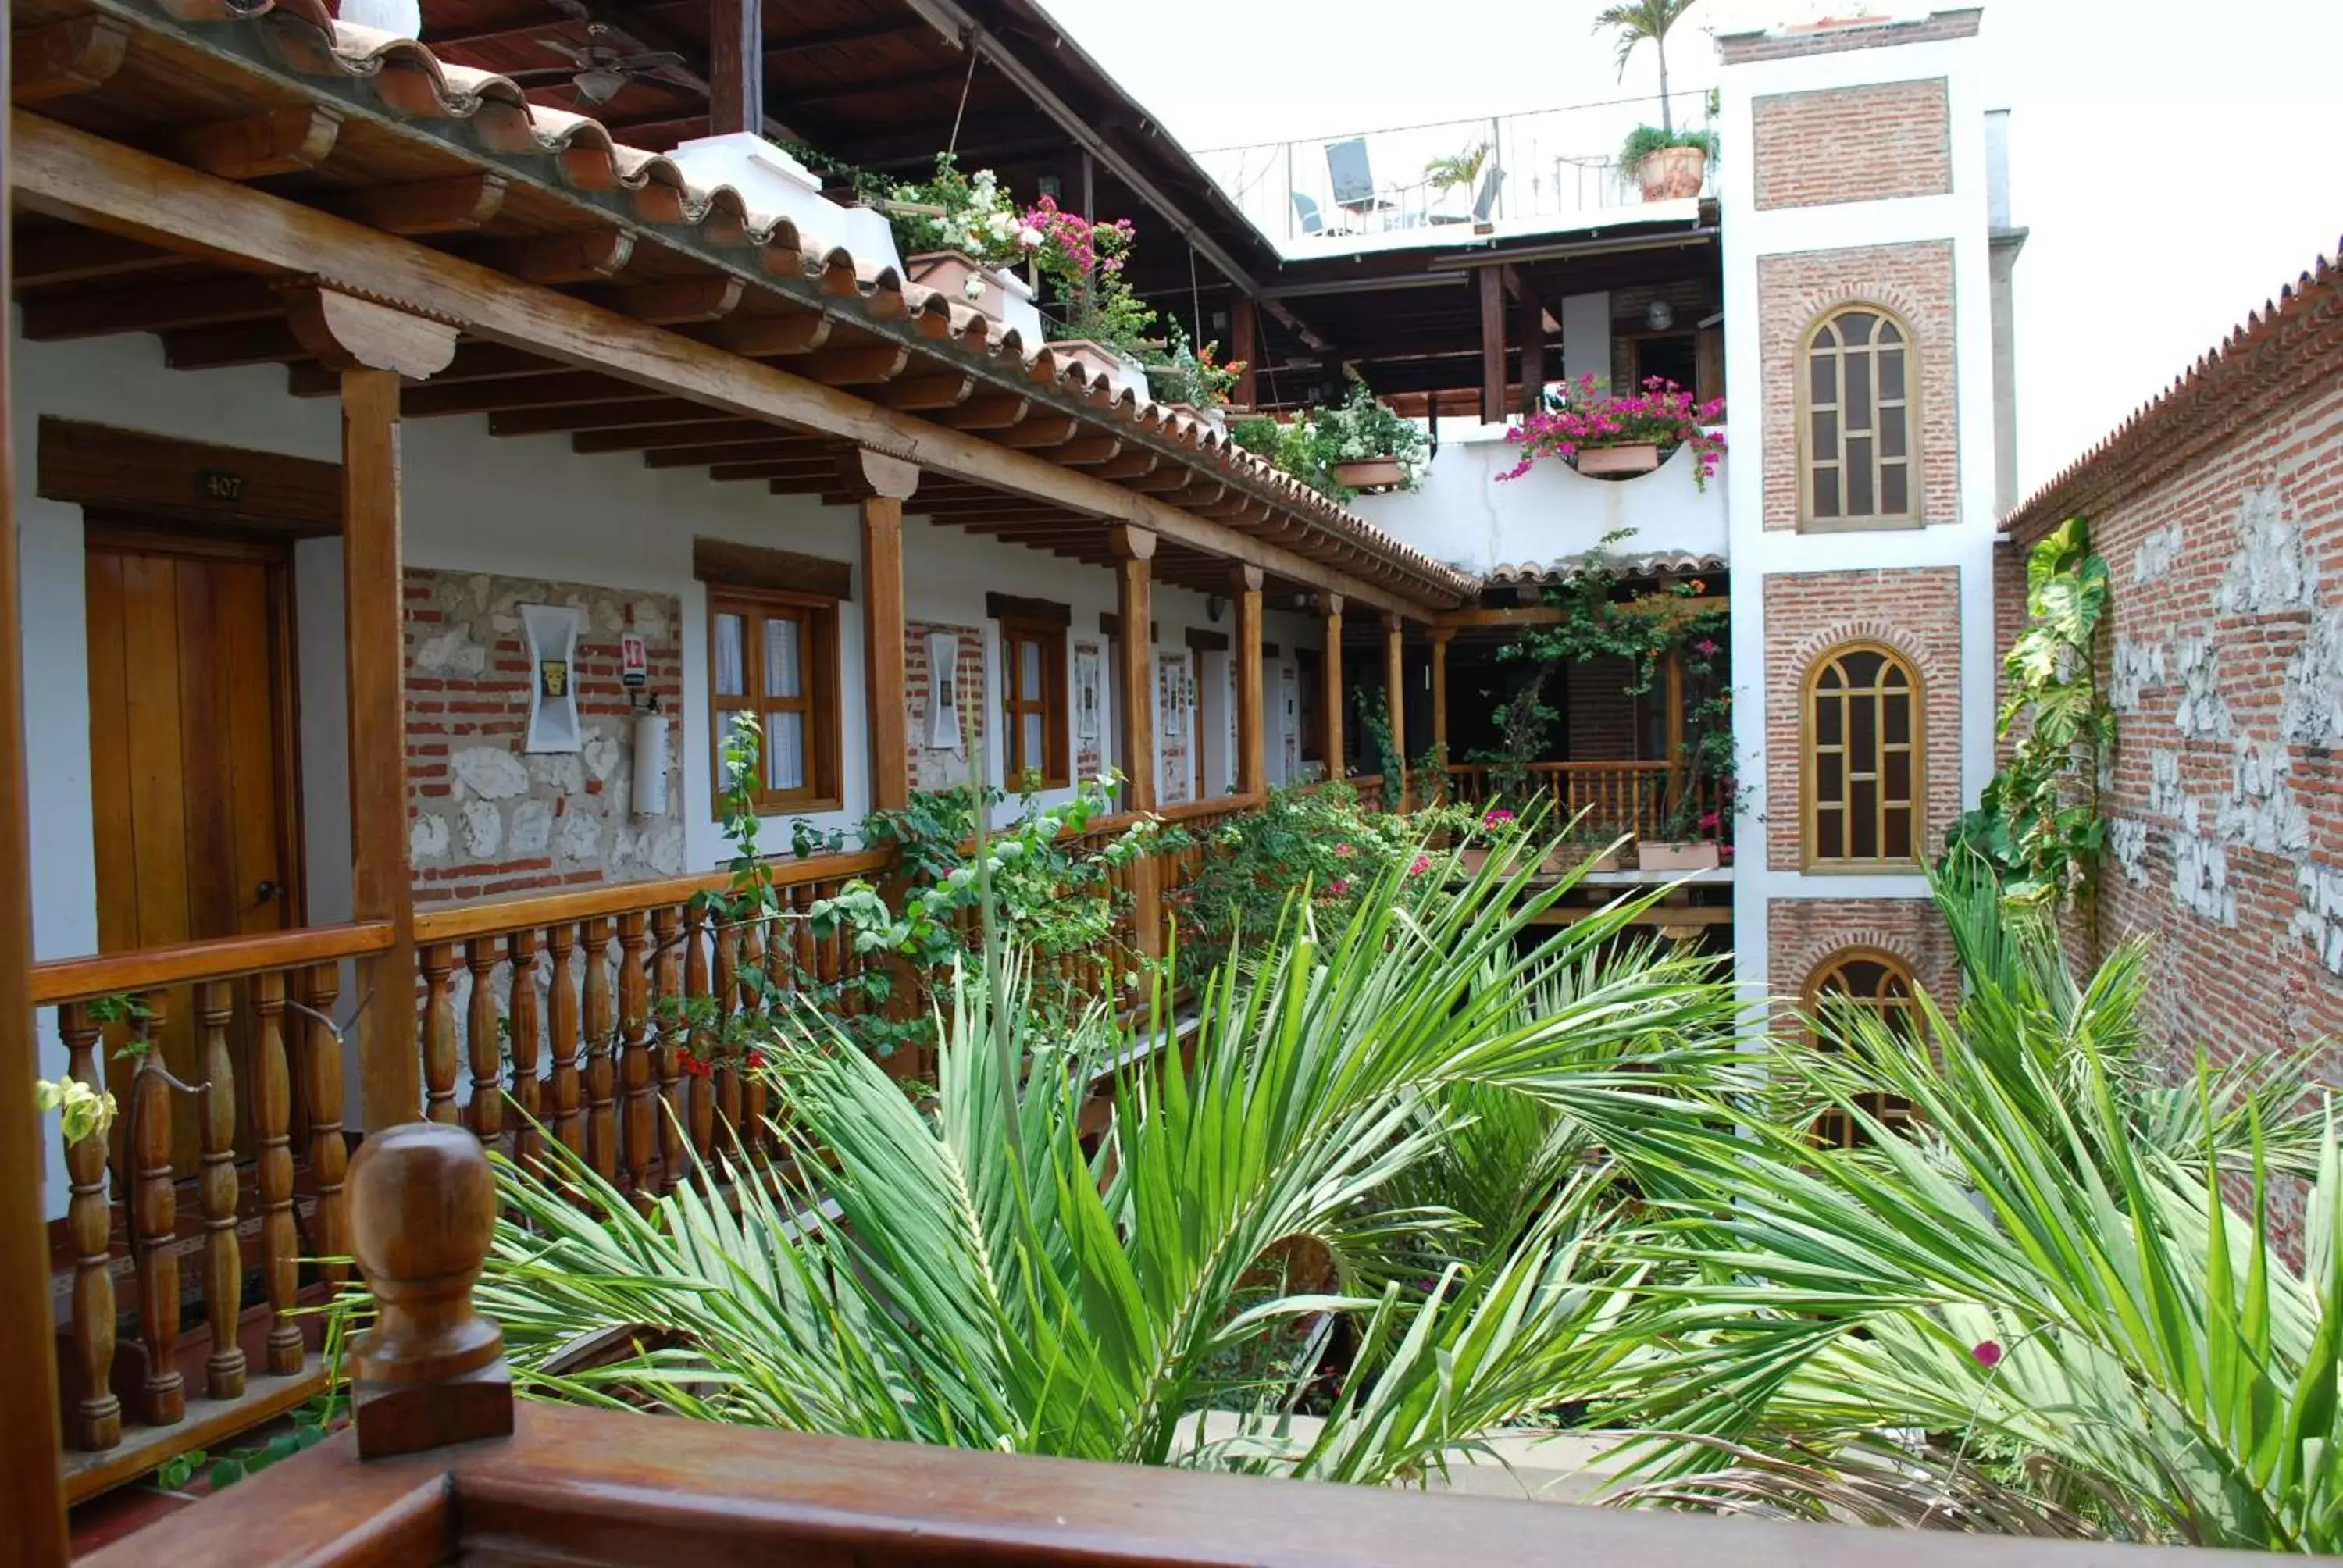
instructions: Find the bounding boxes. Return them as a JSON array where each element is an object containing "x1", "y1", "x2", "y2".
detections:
[{"x1": 1194, "y1": 91, "x2": 1715, "y2": 249}]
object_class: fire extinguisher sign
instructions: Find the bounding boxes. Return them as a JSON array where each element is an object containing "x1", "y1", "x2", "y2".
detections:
[{"x1": 619, "y1": 629, "x2": 648, "y2": 690}]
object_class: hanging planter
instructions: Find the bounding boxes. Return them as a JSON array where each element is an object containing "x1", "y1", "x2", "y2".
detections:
[
  {"x1": 1571, "y1": 443, "x2": 1663, "y2": 478},
  {"x1": 904, "y1": 251, "x2": 1044, "y2": 342},
  {"x1": 1332, "y1": 457, "x2": 1407, "y2": 491},
  {"x1": 1636, "y1": 839, "x2": 1721, "y2": 871},
  {"x1": 1636, "y1": 144, "x2": 1708, "y2": 201}
]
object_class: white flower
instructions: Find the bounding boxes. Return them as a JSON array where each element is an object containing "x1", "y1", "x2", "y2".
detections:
[
  {"x1": 1018, "y1": 226, "x2": 1044, "y2": 251},
  {"x1": 962, "y1": 273, "x2": 989, "y2": 302}
]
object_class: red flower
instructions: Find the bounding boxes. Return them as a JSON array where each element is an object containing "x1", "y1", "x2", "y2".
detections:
[
  {"x1": 1407, "y1": 853, "x2": 1432, "y2": 877},
  {"x1": 747, "y1": 1049, "x2": 769, "y2": 1072},
  {"x1": 1972, "y1": 1340, "x2": 2004, "y2": 1369},
  {"x1": 1327, "y1": 878, "x2": 1352, "y2": 898}
]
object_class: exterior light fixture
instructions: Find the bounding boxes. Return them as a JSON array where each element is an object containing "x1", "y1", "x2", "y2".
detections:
[{"x1": 1646, "y1": 299, "x2": 1676, "y2": 331}]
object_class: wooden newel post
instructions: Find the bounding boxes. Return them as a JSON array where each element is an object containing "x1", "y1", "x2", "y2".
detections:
[
  {"x1": 1110, "y1": 526, "x2": 1162, "y2": 960},
  {"x1": 845, "y1": 448, "x2": 918, "y2": 815},
  {"x1": 1232, "y1": 564, "x2": 1265, "y2": 798},
  {"x1": 1382, "y1": 611, "x2": 1406, "y2": 809},
  {"x1": 347, "y1": 1122, "x2": 512, "y2": 1460},
  {"x1": 1429, "y1": 628, "x2": 1455, "y2": 803}
]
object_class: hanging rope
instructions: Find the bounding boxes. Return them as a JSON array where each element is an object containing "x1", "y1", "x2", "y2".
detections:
[
  {"x1": 946, "y1": 36, "x2": 982, "y2": 156},
  {"x1": 1188, "y1": 244, "x2": 1204, "y2": 347}
]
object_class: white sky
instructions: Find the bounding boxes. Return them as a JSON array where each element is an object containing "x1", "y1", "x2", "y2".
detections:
[{"x1": 1040, "y1": 0, "x2": 2343, "y2": 496}]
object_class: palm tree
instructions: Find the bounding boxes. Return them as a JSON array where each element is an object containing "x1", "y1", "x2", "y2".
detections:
[
  {"x1": 474, "y1": 836, "x2": 1745, "y2": 1483},
  {"x1": 1595, "y1": 0, "x2": 1701, "y2": 134}
]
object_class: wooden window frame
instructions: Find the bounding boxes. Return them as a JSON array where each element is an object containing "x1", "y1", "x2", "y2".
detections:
[
  {"x1": 997, "y1": 616, "x2": 1070, "y2": 790},
  {"x1": 706, "y1": 585, "x2": 843, "y2": 817},
  {"x1": 1797, "y1": 303, "x2": 1920, "y2": 532},
  {"x1": 1801, "y1": 640, "x2": 1923, "y2": 871},
  {"x1": 1803, "y1": 946, "x2": 1921, "y2": 1149}
]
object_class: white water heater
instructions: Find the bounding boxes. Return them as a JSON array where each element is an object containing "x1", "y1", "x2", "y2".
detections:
[{"x1": 631, "y1": 711, "x2": 669, "y2": 817}]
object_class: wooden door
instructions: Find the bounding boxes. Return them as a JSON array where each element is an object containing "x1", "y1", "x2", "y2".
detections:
[{"x1": 85, "y1": 526, "x2": 302, "y2": 1171}]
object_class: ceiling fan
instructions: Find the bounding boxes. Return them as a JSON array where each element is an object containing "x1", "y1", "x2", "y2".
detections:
[{"x1": 503, "y1": 24, "x2": 684, "y2": 106}]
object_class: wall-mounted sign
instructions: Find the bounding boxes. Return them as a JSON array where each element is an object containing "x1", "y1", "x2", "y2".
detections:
[
  {"x1": 619, "y1": 629, "x2": 648, "y2": 690},
  {"x1": 193, "y1": 468, "x2": 245, "y2": 503},
  {"x1": 926, "y1": 629, "x2": 965, "y2": 752},
  {"x1": 521, "y1": 602, "x2": 584, "y2": 754}
]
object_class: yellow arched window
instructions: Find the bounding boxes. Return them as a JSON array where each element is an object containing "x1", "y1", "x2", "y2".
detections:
[
  {"x1": 1804, "y1": 642, "x2": 1921, "y2": 868},
  {"x1": 1802, "y1": 305, "x2": 1917, "y2": 527},
  {"x1": 1803, "y1": 946, "x2": 1920, "y2": 1149}
]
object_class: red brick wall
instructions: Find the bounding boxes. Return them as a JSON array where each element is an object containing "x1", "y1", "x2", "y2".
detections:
[
  {"x1": 1764, "y1": 568, "x2": 1963, "y2": 871},
  {"x1": 2001, "y1": 382, "x2": 2343, "y2": 1147},
  {"x1": 905, "y1": 620, "x2": 987, "y2": 792},
  {"x1": 1769, "y1": 896, "x2": 1960, "y2": 1030},
  {"x1": 1719, "y1": 9, "x2": 1979, "y2": 65},
  {"x1": 1753, "y1": 80, "x2": 1952, "y2": 211},
  {"x1": 405, "y1": 571, "x2": 683, "y2": 906},
  {"x1": 1758, "y1": 241, "x2": 1960, "y2": 532}
]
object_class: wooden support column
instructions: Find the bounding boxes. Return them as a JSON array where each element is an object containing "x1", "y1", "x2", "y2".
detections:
[
  {"x1": 1110, "y1": 527, "x2": 1161, "y2": 960},
  {"x1": 1229, "y1": 294, "x2": 1260, "y2": 412},
  {"x1": 843, "y1": 450, "x2": 918, "y2": 813},
  {"x1": 288, "y1": 286, "x2": 458, "y2": 1132},
  {"x1": 1514, "y1": 273, "x2": 1547, "y2": 416},
  {"x1": 707, "y1": 0, "x2": 765, "y2": 138},
  {"x1": 1382, "y1": 611, "x2": 1407, "y2": 808},
  {"x1": 0, "y1": 37, "x2": 73, "y2": 1552},
  {"x1": 1664, "y1": 647, "x2": 1687, "y2": 813},
  {"x1": 1429, "y1": 627, "x2": 1455, "y2": 800},
  {"x1": 1319, "y1": 593, "x2": 1346, "y2": 781},
  {"x1": 1232, "y1": 564, "x2": 1265, "y2": 797},
  {"x1": 1478, "y1": 265, "x2": 1507, "y2": 424}
]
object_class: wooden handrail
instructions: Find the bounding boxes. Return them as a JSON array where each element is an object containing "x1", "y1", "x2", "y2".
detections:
[
  {"x1": 29, "y1": 921, "x2": 396, "y2": 1005},
  {"x1": 412, "y1": 850, "x2": 895, "y2": 943}
]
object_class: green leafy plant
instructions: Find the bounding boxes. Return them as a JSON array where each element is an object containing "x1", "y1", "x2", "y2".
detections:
[
  {"x1": 1603, "y1": 857, "x2": 2341, "y2": 1550},
  {"x1": 883, "y1": 152, "x2": 1031, "y2": 271},
  {"x1": 1596, "y1": 0, "x2": 1703, "y2": 133},
  {"x1": 1020, "y1": 194, "x2": 1157, "y2": 356},
  {"x1": 1421, "y1": 139, "x2": 1491, "y2": 194},
  {"x1": 1947, "y1": 516, "x2": 2113, "y2": 907},
  {"x1": 472, "y1": 832, "x2": 1740, "y2": 1482},
  {"x1": 1142, "y1": 322, "x2": 1246, "y2": 411},
  {"x1": 1230, "y1": 389, "x2": 1428, "y2": 501},
  {"x1": 34, "y1": 1074, "x2": 114, "y2": 1144},
  {"x1": 1618, "y1": 123, "x2": 1719, "y2": 177}
]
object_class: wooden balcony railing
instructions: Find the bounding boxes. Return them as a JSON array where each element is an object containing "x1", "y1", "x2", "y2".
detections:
[
  {"x1": 1442, "y1": 762, "x2": 1704, "y2": 842},
  {"x1": 34, "y1": 790, "x2": 1296, "y2": 1495}
]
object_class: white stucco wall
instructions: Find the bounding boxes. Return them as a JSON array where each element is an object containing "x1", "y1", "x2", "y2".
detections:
[
  {"x1": 12, "y1": 315, "x2": 1303, "y2": 1211},
  {"x1": 1350, "y1": 427, "x2": 1729, "y2": 577}
]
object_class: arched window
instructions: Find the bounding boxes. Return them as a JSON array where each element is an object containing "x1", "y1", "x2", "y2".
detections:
[
  {"x1": 1803, "y1": 947, "x2": 1920, "y2": 1149},
  {"x1": 1802, "y1": 305, "x2": 1916, "y2": 527},
  {"x1": 1804, "y1": 642, "x2": 1921, "y2": 868}
]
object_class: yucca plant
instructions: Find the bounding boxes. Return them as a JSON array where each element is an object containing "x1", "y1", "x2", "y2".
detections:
[
  {"x1": 1602, "y1": 861, "x2": 2342, "y2": 1549},
  {"x1": 478, "y1": 834, "x2": 1744, "y2": 1485}
]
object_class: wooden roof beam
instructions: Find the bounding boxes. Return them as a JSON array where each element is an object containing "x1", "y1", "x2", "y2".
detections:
[
  {"x1": 11, "y1": 115, "x2": 1443, "y2": 614},
  {"x1": 12, "y1": 226, "x2": 181, "y2": 286},
  {"x1": 484, "y1": 226, "x2": 636, "y2": 286},
  {"x1": 645, "y1": 438, "x2": 827, "y2": 469},
  {"x1": 173, "y1": 105, "x2": 341, "y2": 180},
  {"x1": 572, "y1": 418, "x2": 778, "y2": 453},
  {"x1": 400, "y1": 371, "x2": 643, "y2": 418},
  {"x1": 604, "y1": 275, "x2": 747, "y2": 326},
  {"x1": 324, "y1": 173, "x2": 509, "y2": 237},
  {"x1": 12, "y1": 15, "x2": 130, "y2": 102},
  {"x1": 490, "y1": 399, "x2": 715, "y2": 437},
  {"x1": 944, "y1": 394, "x2": 1031, "y2": 432},
  {"x1": 18, "y1": 273, "x2": 282, "y2": 340}
]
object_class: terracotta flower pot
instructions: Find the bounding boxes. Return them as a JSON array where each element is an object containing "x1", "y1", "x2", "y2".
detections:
[
  {"x1": 908, "y1": 251, "x2": 1046, "y2": 342},
  {"x1": 1047, "y1": 337, "x2": 1149, "y2": 401},
  {"x1": 1573, "y1": 442, "x2": 1662, "y2": 477},
  {"x1": 1637, "y1": 144, "x2": 1707, "y2": 201},
  {"x1": 1332, "y1": 456, "x2": 1407, "y2": 491},
  {"x1": 1636, "y1": 839, "x2": 1721, "y2": 871}
]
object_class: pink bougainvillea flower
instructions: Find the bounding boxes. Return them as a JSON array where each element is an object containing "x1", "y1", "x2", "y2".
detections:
[
  {"x1": 1698, "y1": 811, "x2": 1721, "y2": 832},
  {"x1": 1333, "y1": 842, "x2": 1357, "y2": 857},
  {"x1": 1327, "y1": 878, "x2": 1352, "y2": 898},
  {"x1": 1408, "y1": 853, "x2": 1432, "y2": 876},
  {"x1": 1695, "y1": 638, "x2": 1721, "y2": 656},
  {"x1": 1482, "y1": 807, "x2": 1516, "y2": 825},
  {"x1": 1972, "y1": 1340, "x2": 2004, "y2": 1369}
]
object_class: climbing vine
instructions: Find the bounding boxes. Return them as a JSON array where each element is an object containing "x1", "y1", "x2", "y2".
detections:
[{"x1": 1948, "y1": 515, "x2": 2113, "y2": 907}]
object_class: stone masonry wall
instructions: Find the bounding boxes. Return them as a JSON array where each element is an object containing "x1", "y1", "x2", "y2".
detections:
[
  {"x1": 1758, "y1": 241, "x2": 1960, "y2": 532},
  {"x1": 1753, "y1": 80, "x2": 1952, "y2": 211},
  {"x1": 1764, "y1": 567, "x2": 1963, "y2": 871},
  {"x1": 405, "y1": 570, "x2": 683, "y2": 905},
  {"x1": 2009, "y1": 379, "x2": 2343, "y2": 1204}
]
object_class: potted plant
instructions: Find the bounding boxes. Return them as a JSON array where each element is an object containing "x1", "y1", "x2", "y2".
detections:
[
  {"x1": 1620, "y1": 125, "x2": 1717, "y2": 201},
  {"x1": 1457, "y1": 805, "x2": 1528, "y2": 876},
  {"x1": 1142, "y1": 323, "x2": 1245, "y2": 433},
  {"x1": 1571, "y1": 818, "x2": 1630, "y2": 875},
  {"x1": 1636, "y1": 786, "x2": 1721, "y2": 871},
  {"x1": 1596, "y1": 1, "x2": 1712, "y2": 201},
  {"x1": 1499, "y1": 373, "x2": 1725, "y2": 486},
  {"x1": 884, "y1": 154, "x2": 1045, "y2": 341},
  {"x1": 1316, "y1": 386, "x2": 1428, "y2": 494},
  {"x1": 1021, "y1": 194, "x2": 1156, "y2": 399}
]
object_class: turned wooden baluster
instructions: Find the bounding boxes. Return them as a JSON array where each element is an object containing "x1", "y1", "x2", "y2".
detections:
[
  {"x1": 651, "y1": 905, "x2": 686, "y2": 1192},
  {"x1": 616, "y1": 911, "x2": 654, "y2": 1203},
  {"x1": 302, "y1": 964, "x2": 350, "y2": 1289},
  {"x1": 713, "y1": 918, "x2": 743, "y2": 1174},
  {"x1": 683, "y1": 904, "x2": 715, "y2": 1166},
  {"x1": 129, "y1": 991, "x2": 184, "y2": 1425},
  {"x1": 420, "y1": 941, "x2": 461, "y2": 1124},
  {"x1": 196, "y1": 980, "x2": 246, "y2": 1401},
  {"x1": 59, "y1": 1002, "x2": 119, "y2": 1449},
  {"x1": 346, "y1": 1122, "x2": 512, "y2": 1459},
  {"x1": 582, "y1": 916, "x2": 617, "y2": 1180},
  {"x1": 251, "y1": 972, "x2": 303, "y2": 1377},
  {"x1": 464, "y1": 937, "x2": 503, "y2": 1143},
  {"x1": 737, "y1": 911, "x2": 769, "y2": 1160},
  {"x1": 547, "y1": 922, "x2": 583, "y2": 1156},
  {"x1": 506, "y1": 928, "x2": 544, "y2": 1172}
]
